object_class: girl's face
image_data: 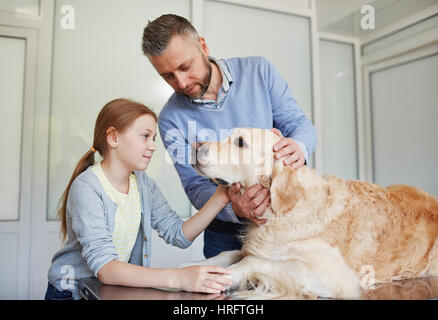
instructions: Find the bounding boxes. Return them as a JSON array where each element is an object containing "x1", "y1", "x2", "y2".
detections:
[{"x1": 115, "y1": 114, "x2": 157, "y2": 171}]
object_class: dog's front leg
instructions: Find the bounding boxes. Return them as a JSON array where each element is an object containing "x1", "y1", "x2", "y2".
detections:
[
  {"x1": 226, "y1": 256, "x2": 255, "y2": 290},
  {"x1": 226, "y1": 256, "x2": 311, "y2": 299}
]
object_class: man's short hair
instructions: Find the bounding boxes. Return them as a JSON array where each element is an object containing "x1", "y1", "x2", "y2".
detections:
[{"x1": 142, "y1": 14, "x2": 199, "y2": 57}]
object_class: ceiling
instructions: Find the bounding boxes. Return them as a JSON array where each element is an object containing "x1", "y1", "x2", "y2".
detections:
[{"x1": 316, "y1": 0, "x2": 438, "y2": 38}]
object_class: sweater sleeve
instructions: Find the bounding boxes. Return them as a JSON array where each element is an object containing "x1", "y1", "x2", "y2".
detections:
[
  {"x1": 263, "y1": 57, "x2": 317, "y2": 161},
  {"x1": 147, "y1": 175, "x2": 192, "y2": 249},
  {"x1": 68, "y1": 178, "x2": 119, "y2": 277}
]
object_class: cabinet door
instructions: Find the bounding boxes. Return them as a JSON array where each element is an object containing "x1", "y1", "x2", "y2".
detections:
[
  {"x1": 371, "y1": 54, "x2": 438, "y2": 197},
  {"x1": 319, "y1": 40, "x2": 358, "y2": 180},
  {"x1": 0, "y1": 29, "x2": 35, "y2": 299}
]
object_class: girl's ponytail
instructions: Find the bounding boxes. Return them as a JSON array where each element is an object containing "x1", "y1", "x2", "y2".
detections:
[{"x1": 57, "y1": 147, "x2": 96, "y2": 242}]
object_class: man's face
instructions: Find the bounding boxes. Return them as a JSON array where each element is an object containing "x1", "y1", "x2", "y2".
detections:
[{"x1": 149, "y1": 35, "x2": 212, "y2": 100}]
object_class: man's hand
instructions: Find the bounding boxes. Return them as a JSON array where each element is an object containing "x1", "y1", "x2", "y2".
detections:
[
  {"x1": 227, "y1": 183, "x2": 268, "y2": 225},
  {"x1": 271, "y1": 128, "x2": 305, "y2": 169}
]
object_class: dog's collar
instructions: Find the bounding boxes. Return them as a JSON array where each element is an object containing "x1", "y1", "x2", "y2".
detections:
[
  {"x1": 209, "y1": 178, "x2": 231, "y2": 186},
  {"x1": 216, "y1": 178, "x2": 230, "y2": 186}
]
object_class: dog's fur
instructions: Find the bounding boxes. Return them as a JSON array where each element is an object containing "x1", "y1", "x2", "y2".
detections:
[{"x1": 188, "y1": 128, "x2": 438, "y2": 299}]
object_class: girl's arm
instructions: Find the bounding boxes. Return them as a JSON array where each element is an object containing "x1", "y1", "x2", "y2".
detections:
[
  {"x1": 94, "y1": 182, "x2": 232, "y2": 294},
  {"x1": 97, "y1": 260, "x2": 232, "y2": 293},
  {"x1": 182, "y1": 185, "x2": 230, "y2": 242}
]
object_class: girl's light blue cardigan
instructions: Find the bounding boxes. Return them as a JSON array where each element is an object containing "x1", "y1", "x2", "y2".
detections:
[{"x1": 47, "y1": 166, "x2": 192, "y2": 299}]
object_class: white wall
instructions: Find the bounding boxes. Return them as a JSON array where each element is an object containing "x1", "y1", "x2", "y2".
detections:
[
  {"x1": 48, "y1": 0, "x2": 192, "y2": 221},
  {"x1": 203, "y1": 0, "x2": 313, "y2": 120}
]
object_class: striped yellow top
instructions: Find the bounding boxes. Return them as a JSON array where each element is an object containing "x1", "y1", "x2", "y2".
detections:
[{"x1": 91, "y1": 162, "x2": 141, "y2": 262}]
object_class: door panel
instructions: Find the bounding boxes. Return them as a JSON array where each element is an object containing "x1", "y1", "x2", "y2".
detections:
[
  {"x1": 0, "y1": 35, "x2": 26, "y2": 299},
  {"x1": 0, "y1": 36, "x2": 25, "y2": 221},
  {"x1": 371, "y1": 54, "x2": 438, "y2": 197},
  {"x1": 0, "y1": 233, "x2": 19, "y2": 299},
  {"x1": 319, "y1": 40, "x2": 358, "y2": 180}
]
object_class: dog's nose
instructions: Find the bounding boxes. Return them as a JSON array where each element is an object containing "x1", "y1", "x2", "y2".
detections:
[
  {"x1": 191, "y1": 143, "x2": 203, "y2": 159},
  {"x1": 192, "y1": 142, "x2": 209, "y2": 156},
  {"x1": 191, "y1": 142, "x2": 203, "y2": 168}
]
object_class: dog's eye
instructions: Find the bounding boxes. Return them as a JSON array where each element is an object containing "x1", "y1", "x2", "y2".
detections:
[{"x1": 235, "y1": 136, "x2": 247, "y2": 148}]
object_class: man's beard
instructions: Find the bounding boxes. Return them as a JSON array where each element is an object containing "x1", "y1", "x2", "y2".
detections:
[{"x1": 181, "y1": 55, "x2": 212, "y2": 100}]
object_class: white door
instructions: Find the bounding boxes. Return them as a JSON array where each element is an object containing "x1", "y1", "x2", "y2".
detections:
[
  {"x1": 371, "y1": 53, "x2": 438, "y2": 197},
  {"x1": 0, "y1": 27, "x2": 37, "y2": 299}
]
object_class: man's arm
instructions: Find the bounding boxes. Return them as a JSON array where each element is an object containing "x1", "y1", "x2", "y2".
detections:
[{"x1": 263, "y1": 57, "x2": 317, "y2": 163}]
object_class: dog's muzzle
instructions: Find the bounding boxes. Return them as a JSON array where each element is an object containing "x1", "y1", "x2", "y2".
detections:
[
  {"x1": 192, "y1": 143, "x2": 230, "y2": 186},
  {"x1": 191, "y1": 142, "x2": 206, "y2": 170}
]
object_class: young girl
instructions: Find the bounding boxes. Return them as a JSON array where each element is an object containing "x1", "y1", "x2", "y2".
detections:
[{"x1": 45, "y1": 98, "x2": 232, "y2": 300}]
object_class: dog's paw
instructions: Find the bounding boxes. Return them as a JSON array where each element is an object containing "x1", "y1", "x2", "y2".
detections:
[
  {"x1": 359, "y1": 265, "x2": 377, "y2": 290},
  {"x1": 226, "y1": 264, "x2": 243, "y2": 290}
]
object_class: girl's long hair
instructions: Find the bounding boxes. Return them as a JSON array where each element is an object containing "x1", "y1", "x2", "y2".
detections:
[{"x1": 57, "y1": 98, "x2": 157, "y2": 242}]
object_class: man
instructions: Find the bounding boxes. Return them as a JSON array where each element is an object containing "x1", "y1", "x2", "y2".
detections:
[{"x1": 142, "y1": 14, "x2": 317, "y2": 258}]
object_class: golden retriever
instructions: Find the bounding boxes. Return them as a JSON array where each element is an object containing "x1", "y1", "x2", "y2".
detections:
[{"x1": 188, "y1": 127, "x2": 438, "y2": 299}]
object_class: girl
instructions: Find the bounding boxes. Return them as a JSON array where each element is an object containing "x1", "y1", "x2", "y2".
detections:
[{"x1": 45, "y1": 98, "x2": 232, "y2": 300}]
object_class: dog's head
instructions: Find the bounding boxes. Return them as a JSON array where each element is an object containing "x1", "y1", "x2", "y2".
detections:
[{"x1": 191, "y1": 128, "x2": 283, "y2": 189}]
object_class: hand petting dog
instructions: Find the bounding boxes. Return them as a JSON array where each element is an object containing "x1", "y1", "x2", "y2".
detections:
[
  {"x1": 271, "y1": 128, "x2": 306, "y2": 169},
  {"x1": 228, "y1": 128, "x2": 305, "y2": 226}
]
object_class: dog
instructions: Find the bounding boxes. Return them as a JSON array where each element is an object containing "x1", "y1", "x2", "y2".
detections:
[{"x1": 187, "y1": 127, "x2": 438, "y2": 299}]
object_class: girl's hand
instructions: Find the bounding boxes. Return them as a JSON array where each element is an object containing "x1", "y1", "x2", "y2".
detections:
[
  {"x1": 213, "y1": 185, "x2": 231, "y2": 207},
  {"x1": 181, "y1": 186, "x2": 231, "y2": 242},
  {"x1": 176, "y1": 265, "x2": 232, "y2": 294}
]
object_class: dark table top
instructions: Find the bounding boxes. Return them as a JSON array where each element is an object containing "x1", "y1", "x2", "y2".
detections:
[
  {"x1": 79, "y1": 277, "x2": 227, "y2": 300},
  {"x1": 79, "y1": 276, "x2": 438, "y2": 300}
]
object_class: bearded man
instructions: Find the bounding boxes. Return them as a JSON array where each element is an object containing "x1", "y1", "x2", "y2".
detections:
[{"x1": 142, "y1": 14, "x2": 317, "y2": 258}]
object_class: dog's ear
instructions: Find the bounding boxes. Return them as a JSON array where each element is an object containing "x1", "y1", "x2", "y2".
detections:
[
  {"x1": 272, "y1": 158, "x2": 285, "y2": 178},
  {"x1": 268, "y1": 130, "x2": 284, "y2": 178}
]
